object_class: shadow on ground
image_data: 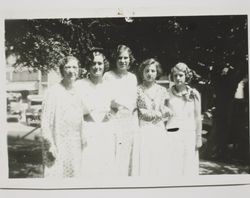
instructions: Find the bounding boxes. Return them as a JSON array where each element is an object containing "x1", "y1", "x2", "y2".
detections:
[
  {"x1": 7, "y1": 136, "x2": 250, "y2": 178},
  {"x1": 200, "y1": 160, "x2": 250, "y2": 175}
]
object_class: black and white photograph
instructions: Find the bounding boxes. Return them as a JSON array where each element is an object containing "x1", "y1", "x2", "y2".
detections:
[{"x1": 1, "y1": 12, "x2": 250, "y2": 188}]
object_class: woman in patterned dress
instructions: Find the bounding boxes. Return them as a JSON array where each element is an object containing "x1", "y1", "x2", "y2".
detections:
[
  {"x1": 167, "y1": 62, "x2": 203, "y2": 176},
  {"x1": 103, "y1": 45, "x2": 138, "y2": 176},
  {"x1": 75, "y1": 49, "x2": 116, "y2": 178},
  {"x1": 41, "y1": 56, "x2": 85, "y2": 178},
  {"x1": 135, "y1": 58, "x2": 172, "y2": 177}
]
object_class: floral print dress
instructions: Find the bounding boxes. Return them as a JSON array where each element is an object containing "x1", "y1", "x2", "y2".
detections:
[
  {"x1": 41, "y1": 83, "x2": 85, "y2": 178},
  {"x1": 134, "y1": 83, "x2": 172, "y2": 177}
]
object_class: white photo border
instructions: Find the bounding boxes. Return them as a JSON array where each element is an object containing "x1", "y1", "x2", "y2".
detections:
[{"x1": 0, "y1": 1, "x2": 250, "y2": 189}]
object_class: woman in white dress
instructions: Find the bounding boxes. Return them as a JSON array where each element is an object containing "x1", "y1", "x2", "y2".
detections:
[
  {"x1": 103, "y1": 45, "x2": 138, "y2": 176},
  {"x1": 136, "y1": 58, "x2": 172, "y2": 177},
  {"x1": 167, "y1": 62, "x2": 203, "y2": 176},
  {"x1": 41, "y1": 56, "x2": 85, "y2": 178},
  {"x1": 76, "y1": 49, "x2": 116, "y2": 178}
]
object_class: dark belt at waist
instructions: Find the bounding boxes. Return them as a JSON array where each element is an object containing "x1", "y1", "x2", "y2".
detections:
[{"x1": 166, "y1": 127, "x2": 179, "y2": 132}]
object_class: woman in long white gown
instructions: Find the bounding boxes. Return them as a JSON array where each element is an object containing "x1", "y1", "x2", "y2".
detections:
[
  {"x1": 135, "y1": 58, "x2": 172, "y2": 177},
  {"x1": 41, "y1": 56, "x2": 85, "y2": 178},
  {"x1": 167, "y1": 62, "x2": 203, "y2": 176},
  {"x1": 75, "y1": 49, "x2": 116, "y2": 178},
  {"x1": 103, "y1": 45, "x2": 138, "y2": 176}
]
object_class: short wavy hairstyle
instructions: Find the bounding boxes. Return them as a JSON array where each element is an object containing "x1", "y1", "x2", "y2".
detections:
[
  {"x1": 138, "y1": 58, "x2": 163, "y2": 82},
  {"x1": 170, "y1": 62, "x2": 193, "y2": 84},
  {"x1": 58, "y1": 55, "x2": 80, "y2": 77},
  {"x1": 110, "y1": 44, "x2": 136, "y2": 71},
  {"x1": 85, "y1": 50, "x2": 110, "y2": 73}
]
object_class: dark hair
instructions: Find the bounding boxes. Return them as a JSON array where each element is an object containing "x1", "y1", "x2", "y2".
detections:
[
  {"x1": 138, "y1": 58, "x2": 163, "y2": 82},
  {"x1": 85, "y1": 50, "x2": 109, "y2": 73},
  {"x1": 110, "y1": 45, "x2": 136, "y2": 71},
  {"x1": 58, "y1": 56, "x2": 80, "y2": 77},
  {"x1": 170, "y1": 62, "x2": 193, "y2": 84}
]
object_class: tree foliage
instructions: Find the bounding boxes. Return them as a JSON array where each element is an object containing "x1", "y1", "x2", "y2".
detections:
[{"x1": 5, "y1": 15, "x2": 248, "y2": 78}]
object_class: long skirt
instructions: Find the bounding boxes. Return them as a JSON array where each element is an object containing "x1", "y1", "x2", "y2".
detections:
[
  {"x1": 132, "y1": 122, "x2": 183, "y2": 177},
  {"x1": 43, "y1": 135, "x2": 82, "y2": 178},
  {"x1": 81, "y1": 122, "x2": 116, "y2": 178},
  {"x1": 112, "y1": 113, "x2": 139, "y2": 177}
]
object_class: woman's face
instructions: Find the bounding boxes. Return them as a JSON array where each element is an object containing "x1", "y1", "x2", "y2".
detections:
[
  {"x1": 173, "y1": 70, "x2": 186, "y2": 86},
  {"x1": 90, "y1": 54, "x2": 105, "y2": 77},
  {"x1": 116, "y1": 50, "x2": 130, "y2": 72},
  {"x1": 143, "y1": 64, "x2": 157, "y2": 83},
  {"x1": 63, "y1": 59, "x2": 79, "y2": 81}
]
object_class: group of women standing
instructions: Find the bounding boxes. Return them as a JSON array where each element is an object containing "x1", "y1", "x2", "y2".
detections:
[{"x1": 41, "y1": 45, "x2": 203, "y2": 179}]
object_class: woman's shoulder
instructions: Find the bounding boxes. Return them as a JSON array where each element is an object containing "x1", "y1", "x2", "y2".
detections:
[
  {"x1": 127, "y1": 72, "x2": 138, "y2": 85},
  {"x1": 137, "y1": 84, "x2": 144, "y2": 92},
  {"x1": 75, "y1": 78, "x2": 90, "y2": 88},
  {"x1": 187, "y1": 86, "x2": 200, "y2": 96},
  {"x1": 75, "y1": 78, "x2": 89, "y2": 84},
  {"x1": 155, "y1": 83, "x2": 169, "y2": 94},
  {"x1": 158, "y1": 84, "x2": 170, "y2": 99},
  {"x1": 127, "y1": 72, "x2": 137, "y2": 79},
  {"x1": 42, "y1": 83, "x2": 63, "y2": 102},
  {"x1": 155, "y1": 83, "x2": 166, "y2": 90},
  {"x1": 45, "y1": 82, "x2": 62, "y2": 94},
  {"x1": 189, "y1": 87, "x2": 201, "y2": 101},
  {"x1": 104, "y1": 70, "x2": 112, "y2": 76},
  {"x1": 189, "y1": 87, "x2": 200, "y2": 94},
  {"x1": 103, "y1": 70, "x2": 115, "y2": 79}
]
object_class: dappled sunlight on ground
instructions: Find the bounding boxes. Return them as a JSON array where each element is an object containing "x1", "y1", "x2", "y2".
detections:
[
  {"x1": 199, "y1": 160, "x2": 250, "y2": 175},
  {"x1": 8, "y1": 136, "x2": 250, "y2": 178},
  {"x1": 9, "y1": 158, "x2": 250, "y2": 178}
]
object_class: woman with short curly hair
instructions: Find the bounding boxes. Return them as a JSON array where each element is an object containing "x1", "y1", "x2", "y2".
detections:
[
  {"x1": 167, "y1": 62, "x2": 202, "y2": 176},
  {"x1": 41, "y1": 55, "x2": 84, "y2": 178},
  {"x1": 103, "y1": 44, "x2": 138, "y2": 176},
  {"x1": 134, "y1": 58, "x2": 172, "y2": 176},
  {"x1": 75, "y1": 49, "x2": 117, "y2": 177}
]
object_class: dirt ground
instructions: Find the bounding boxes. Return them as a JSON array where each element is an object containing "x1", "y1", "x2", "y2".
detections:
[
  {"x1": 8, "y1": 138, "x2": 250, "y2": 178},
  {"x1": 199, "y1": 160, "x2": 250, "y2": 175},
  {"x1": 9, "y1": 160, "x2": 250, "y2": 178}
]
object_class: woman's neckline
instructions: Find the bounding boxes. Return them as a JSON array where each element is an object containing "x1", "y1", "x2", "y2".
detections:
[
  {"x1": 89, "y1": 75, "x2": 103, "y2": 85},
  {"x1": 60, "y1": 79, "x2": 74, "y2": 90},
  {"x1": 142, "y1": 81, "x2": 156, "y2": 89},
  {"x1": 60, "y1": 80, "x2": 77, "y2": 95},
  {"x1": 171, "y1": 85, "x2": 189, "y2": 97},
  {"x1": 113, "y1": 69, "x2": 129, "y2": 78}
]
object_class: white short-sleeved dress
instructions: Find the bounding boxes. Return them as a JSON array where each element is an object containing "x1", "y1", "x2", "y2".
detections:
[
  {"x1": 167, "y1": 85, "x2": 200, "y2": 176},
  {"x1": 75, "y1": 78, "x2": 116, "y2": 178},
  {"x1": 103, "y1": 71, "x2": 139, "y2": 176}
]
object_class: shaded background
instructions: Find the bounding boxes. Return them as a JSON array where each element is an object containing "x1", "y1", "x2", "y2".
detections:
[{"x1": 5, "y1": 16, "x2": 248, "y2": 74}]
